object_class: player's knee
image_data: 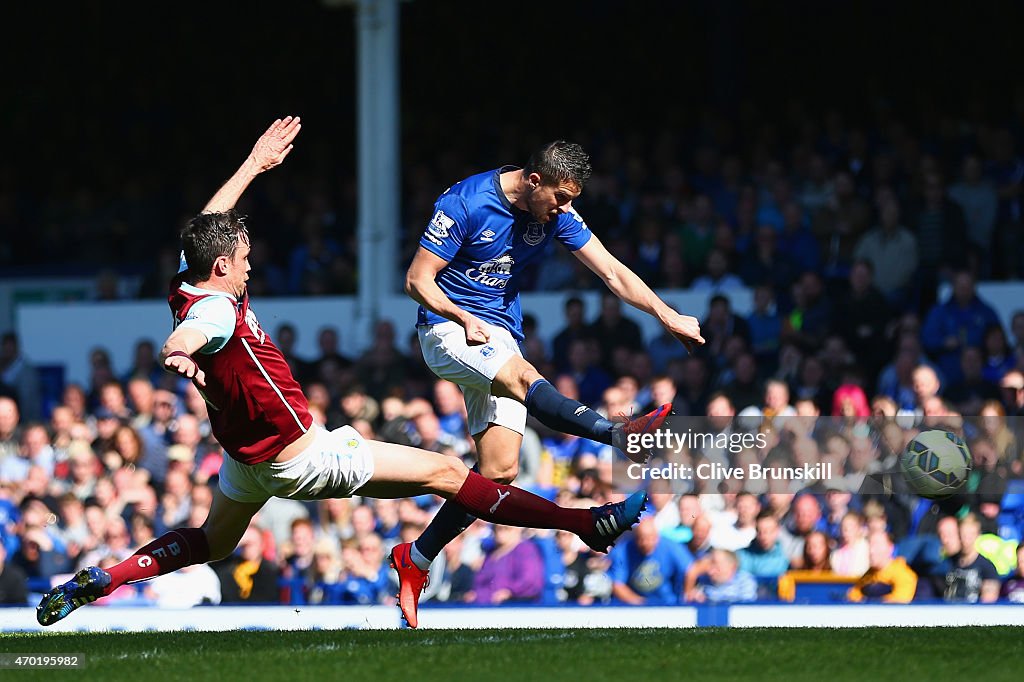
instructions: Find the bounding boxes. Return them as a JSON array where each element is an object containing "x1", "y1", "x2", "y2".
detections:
[
  {"x1": 433, "y1": 455, "x2": 470, "y2": 494},
  {"x1": 479, "y1": 461, "x2": 518, "y2": 485},
  {"x1": 512, "y1": 355, "x2": 542, "y2": 385},
  {"x1": 518, "y1": 365, "x2": 543, "y2": 395},
  {"x1": 494, "y1": 357, "x2": 541, "y2": 400}
]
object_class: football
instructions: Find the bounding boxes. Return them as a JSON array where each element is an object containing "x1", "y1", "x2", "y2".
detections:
[{"x1": 899, "y1": 429, "x2": 972, "y2": 499}]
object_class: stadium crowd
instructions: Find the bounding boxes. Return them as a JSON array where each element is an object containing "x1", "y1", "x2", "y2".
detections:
[
  {"x1": 7, "y1": 86, "x2": 1024, "y2": 609},
  {"x1": 2, "y1": 269, "x2": 1024, "y2": 608}
]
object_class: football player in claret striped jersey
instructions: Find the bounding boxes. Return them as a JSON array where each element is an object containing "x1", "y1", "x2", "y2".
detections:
[{"x1": 36, "y1": 117, "x2": 647, "y2": 629}]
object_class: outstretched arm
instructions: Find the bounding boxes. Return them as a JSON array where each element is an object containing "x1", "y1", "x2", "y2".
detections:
[
  {"x1": 572, "y1": 234, "x2": 705, "y2": 351},
  {"x1": 203, "y1": 116, "x2": 302, "y2": 213}
]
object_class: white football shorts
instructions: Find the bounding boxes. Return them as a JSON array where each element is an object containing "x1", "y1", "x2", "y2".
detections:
[
  {"x1": 218, "y1": 425, "x2": 375, "y2": 504},
  {"x1": 418, "y1": 320, "x2": 527, "y2": 437}
]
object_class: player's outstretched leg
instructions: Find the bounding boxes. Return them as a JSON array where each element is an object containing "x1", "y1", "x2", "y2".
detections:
[
  {"x1": 524, "y1": 378, "x2": 672, "y2": 464},
  {"x1": 37, "y1": 527, "x2": 214, "y2": 626},
  {"x1": 37, "y1": 489, "x2": 259, "y2": 625}
]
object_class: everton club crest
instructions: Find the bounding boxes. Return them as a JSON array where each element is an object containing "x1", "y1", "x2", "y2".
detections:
[{"x1": 524, "y1": 222, "x2": 545, "y2": 246}]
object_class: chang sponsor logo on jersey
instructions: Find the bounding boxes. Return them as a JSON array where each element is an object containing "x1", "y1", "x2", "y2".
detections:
[
  {"x1": 466, "y1": 254, "x2": 514, "y2": 288},
  {"x1": 428, "y1": 210, "x2": 455, "y2": 239}
]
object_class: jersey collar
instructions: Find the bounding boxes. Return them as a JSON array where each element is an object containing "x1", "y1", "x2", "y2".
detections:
[
  {"x1": 179, "y1": 282, "x2": 237, "y2": 303},
  {"x1": 493, "y1": 165, "x2": 521, "y2": 211}
]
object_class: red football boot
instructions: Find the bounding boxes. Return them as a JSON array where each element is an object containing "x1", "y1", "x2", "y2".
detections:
[
  {"x1": 612, "y1": 403, "x2": 674, "y2": 464},
  {"x1": 389, "y1": 542, "x2": 430, "y2": 628}
]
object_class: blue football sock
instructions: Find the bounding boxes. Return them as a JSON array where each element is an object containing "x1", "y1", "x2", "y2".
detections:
[{"x1": 525, "y1": 379, "x2": 616, "y2": 444}]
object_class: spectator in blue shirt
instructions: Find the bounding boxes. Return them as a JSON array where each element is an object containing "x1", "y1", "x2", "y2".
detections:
[
  {"x1": 690, "y1": 249, "x2": 745, "y2": 294},
  {"x1": 610, "y1": 517, "x2": 693, "y2": 605},
  {"x1": 684, "y1": 548, "x2": 758, "y2": 603},
  {"x1": 921, "y1": 270, "x2": 1001, "y2": 383},
  {"x1": 777, "y1": 202, "x2": 821, "y2": 274},
  {"x1": 746, "y1": 284, "x2": 782, "y2": 366},
  {"x1": 981, "y1": 323, "x2": 1016, "y2": 384},
  {"x1": 565, "y1": 338, "x2": 612, "y2": 408},
  {"x1": 737, "y1": 511, "x2": 791, "y2": 579},
  {"x1": 337, "y1": 533, "x2": 391, "y2": 605}
]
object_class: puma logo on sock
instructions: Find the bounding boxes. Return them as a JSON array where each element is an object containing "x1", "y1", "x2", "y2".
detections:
[{"x1": 489, "y1": 490, "x2": 511, "y2": 514}]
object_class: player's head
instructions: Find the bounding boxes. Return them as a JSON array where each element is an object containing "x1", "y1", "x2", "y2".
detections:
[
  {"x1": 522, "y1": 141, "x2": 592, "y2": 223},
  {"x1": 181, "y1": 210, "x2": 251, "y2": 296}
]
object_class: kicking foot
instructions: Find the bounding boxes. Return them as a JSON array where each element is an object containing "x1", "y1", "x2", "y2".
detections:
[{"x1": 611, "y1": 403, "x2": 673, "y2": 464}]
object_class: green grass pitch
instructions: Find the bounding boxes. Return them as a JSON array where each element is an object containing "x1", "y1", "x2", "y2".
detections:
[{"x1": 2, "y1": 627, "x2": 1022, "y2": 681}]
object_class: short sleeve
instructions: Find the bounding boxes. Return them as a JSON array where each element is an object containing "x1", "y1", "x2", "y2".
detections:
[
  {"x1": 177, "y1": 296, "x2": 236, "y2": 354},
  {"x1": 555, "y1": 208, "x2": 593, "y2": 251},
  {"x1": 419, "y1": 193, "x2": 470, "y2": 262}
]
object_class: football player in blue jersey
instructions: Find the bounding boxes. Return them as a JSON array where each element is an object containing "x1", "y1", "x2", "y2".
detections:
[{"x1": 389, "y1": 140, "x2": 705, "y2": 626}]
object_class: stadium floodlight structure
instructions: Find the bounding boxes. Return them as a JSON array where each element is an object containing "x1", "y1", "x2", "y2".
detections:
[{"x1": 327, "y1": 0, "x2": 401, "y2": 335}]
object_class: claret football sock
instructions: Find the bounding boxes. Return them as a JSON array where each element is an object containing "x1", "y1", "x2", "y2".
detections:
[
  {"x1": 525, "y1": 379, "x2": 616, "y2": 444},
  {"x1": 104, "y1": 527, "x2": 211, "y2": 593},
  {"x1": 453, "y1": 470, "x2": 592, "y2": 537}
]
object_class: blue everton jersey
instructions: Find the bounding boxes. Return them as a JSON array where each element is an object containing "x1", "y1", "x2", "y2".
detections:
[{"x1": 416, "y1": 167, "x2": 592, "y2": 341}]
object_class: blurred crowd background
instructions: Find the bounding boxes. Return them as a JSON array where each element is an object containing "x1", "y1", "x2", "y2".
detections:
[
  {"x1": 4, "y1": 1, "x2": 1024, "y2": 609},
  {"x1": 3, "y1": 300, "x2": 1024, "y2": 608}
]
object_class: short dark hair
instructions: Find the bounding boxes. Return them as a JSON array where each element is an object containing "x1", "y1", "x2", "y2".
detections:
[
  {"x1": 180, "y1": 210, "x2": 250, "y2": 281},
  {"x1": 524, "y1": 141, "x2": 592, "y2": 188}
]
